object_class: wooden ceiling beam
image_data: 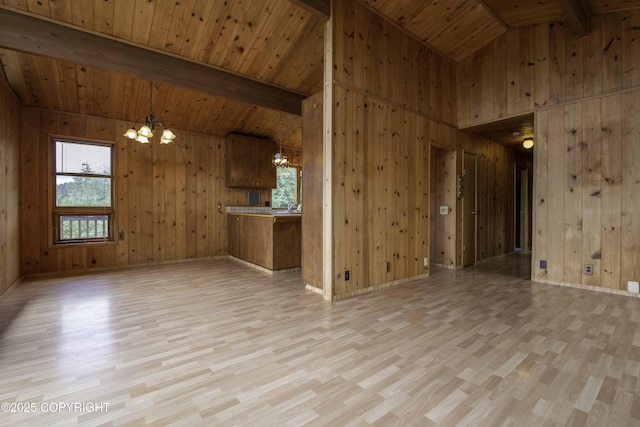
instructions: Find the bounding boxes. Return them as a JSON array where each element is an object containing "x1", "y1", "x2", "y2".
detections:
[
  {"x1": 288, "y1": 0, "x2": 330, "y2": 20},
  {"x1": 557, "y1": 0, "x2": 589, "y2": 37},
  {"x1": 0, "y1": 7, "x2": 305, "y2": 115}
]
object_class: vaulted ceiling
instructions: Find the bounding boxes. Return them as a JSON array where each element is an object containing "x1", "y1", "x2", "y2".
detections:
[{"x1": 0, "y1": 0, "x2": 637, "y2": 149}]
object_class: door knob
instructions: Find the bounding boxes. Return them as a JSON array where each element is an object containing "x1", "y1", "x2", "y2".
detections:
[{"x1": 471, "y1": 211, "x2": 478, "y2": 215}]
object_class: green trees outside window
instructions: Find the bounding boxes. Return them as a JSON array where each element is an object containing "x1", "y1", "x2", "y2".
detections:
[
  {"x1": 271, "y1": 167, "x2": 300, "y2": 208},
  {"x1": 56, "y1": 162, "x2": 111, "y2": 207},
  {"x1": 54, "y1": 140, "x2": 113, "y2": 242}
]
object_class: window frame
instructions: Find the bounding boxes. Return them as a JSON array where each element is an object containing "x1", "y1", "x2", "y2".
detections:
[
  {"x1": 51, "y1": 137, "x2": 116, "y2": 245},
  {"x1": 271, "y1": 166, "x2": 302, "y2": 208}
]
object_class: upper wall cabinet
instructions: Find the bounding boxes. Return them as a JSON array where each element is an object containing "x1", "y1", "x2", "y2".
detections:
[{"x1": 225, "y1": 134, "x2": 277, "y2": 188}]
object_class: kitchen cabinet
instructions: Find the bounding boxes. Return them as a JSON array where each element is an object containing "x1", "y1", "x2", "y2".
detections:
[
  {"x1": 227, "y1": 214, "x2": 242, "y2": 258},
  {"x1": 225, "y1": 134, "x2": 276, "y2": 188},
  {"x1": 227, "y1": 213, "x2": 301, "y2": 270}
]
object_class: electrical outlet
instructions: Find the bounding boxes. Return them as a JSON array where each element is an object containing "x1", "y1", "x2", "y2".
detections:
[
  {"x1": 424, "y1": 257, "x2": 429, "y2": 268},
  {"x1": 540, "y1": 260, "x2": 547, "y2": 269},
  {"x1": 628, "y1": 281, "x2": 640, "y2": 294},
  {"x1": 345, "y1": 270, "x2": 350, "y2": 281},
  {"x1": 386, "y1": 262, "x2": 391, "y2": 273},
  {"x1": 119, "y1": 231, "x2": 125, "y2": 240},
  {"x1": 584, "y1": 264, "x2": 593, "y2": 275}
]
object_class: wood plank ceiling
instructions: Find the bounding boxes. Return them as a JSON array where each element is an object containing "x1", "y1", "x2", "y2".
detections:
[{"x1": 0, "y1": 0, "x2": 637, "y2": 149}]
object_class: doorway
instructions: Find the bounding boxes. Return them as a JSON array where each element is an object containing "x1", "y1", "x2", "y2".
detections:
[
  {"x1": 462, "y1": 152, "x2": 477, "y2": 266},
  {"x1": 515, "y1": 166, "x2": 531, "y2": 252}
]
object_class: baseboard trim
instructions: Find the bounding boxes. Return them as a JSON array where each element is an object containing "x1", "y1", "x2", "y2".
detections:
[
  {"x1": 331, "y1": 272, "x2": 430, "y2": 301},
  {"x1": 22, "y1": 256, "x2": 225, "y2": 281},
  {"x1": 304, "y1": 284, "x2": 328, "y2": 300},
  {"x1": 534, "y1": 278, "x2": 640, "y2": 299},
  {"x1": 0, "y1": 276, "x2": 23, "y2": 303},
  {"x1": 227, "y1": 256, "x2": 301, "y2": 275}
]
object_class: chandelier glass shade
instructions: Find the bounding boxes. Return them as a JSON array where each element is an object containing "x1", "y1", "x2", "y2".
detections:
[
  {"x1": 123, "y1": 82, "x2": 176, "y2": 144},
  {"x1": 272, "y1": 112, "x2": 289, "y2": 168},
  {"x1": 272, "y1": 152, "x2": 289, "y2": 167}
]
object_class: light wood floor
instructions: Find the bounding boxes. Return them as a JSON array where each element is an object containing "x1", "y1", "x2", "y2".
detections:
[{"x1": 1, "y1": 254, "x2": 639, "y2": 426}]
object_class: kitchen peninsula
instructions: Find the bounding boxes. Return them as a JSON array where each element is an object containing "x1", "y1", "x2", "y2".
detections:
[{"x1": 227, "y1": 210, "x2": 301, "y2": 271}]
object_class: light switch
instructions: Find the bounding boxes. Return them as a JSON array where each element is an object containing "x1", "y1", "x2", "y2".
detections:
[{"x1": 439, "y1": 206, "x2": 449, "y2": 215}]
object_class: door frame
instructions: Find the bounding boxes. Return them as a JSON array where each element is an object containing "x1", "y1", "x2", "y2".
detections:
[
  {"x1": 514, "y1": 165, "x2": 531, "y2": 252},
  {"x1": 462, "y1": 151, "x2": 477, "y2": 266}
]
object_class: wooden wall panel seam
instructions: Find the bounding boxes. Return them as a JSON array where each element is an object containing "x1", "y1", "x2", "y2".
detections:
[
  {"x1": 332, "y1": 81, "x2": 459, "y2": 132},
  {"x1": 1, "y1": 78, "x2": 22, "y2": 295},
  {"x1": 457, "y1": 12, "x2": 640, "y2": 128}
]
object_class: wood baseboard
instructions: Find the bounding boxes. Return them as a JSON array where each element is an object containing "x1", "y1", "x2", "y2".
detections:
[
  {"x1": 331, "y1": 272, "x2": 430, "y2": 301},
  {"x1": 22, "y1": 256, "x2": 224, "y2": 281},
  {"x1": 534, "y1": 278, "x2": 640, "y2": 299},
  {"x1": 0, "y1": 276, "x2": 23, "y2": 303}
]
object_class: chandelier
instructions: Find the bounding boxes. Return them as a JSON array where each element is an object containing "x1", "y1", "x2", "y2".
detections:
[
  {"x1": 123, "y1": 82, "x2": 176, "y2": 144},
  {"x1": 272, "y1": 112, "x2": 289, "y2": 167}
]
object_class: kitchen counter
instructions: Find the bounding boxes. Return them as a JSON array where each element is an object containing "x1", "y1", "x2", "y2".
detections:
[
  {"x1": 227, "y1": 212, "x2": 301, "y2": 270},
  {"x1": 229, "y1": 211, "x2": 301, "y2": 220}
]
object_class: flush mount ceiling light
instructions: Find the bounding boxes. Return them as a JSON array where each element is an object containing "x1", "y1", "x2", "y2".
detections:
[
  {"x1": 522, "y1": 138, "x2": 534, "y2": 149},
  {"x1": 272, "y1": 112, "x2": 289, "y2": 168},
  {"x1": 123, "y1": 82, "x2": 176, "y2": 144}
]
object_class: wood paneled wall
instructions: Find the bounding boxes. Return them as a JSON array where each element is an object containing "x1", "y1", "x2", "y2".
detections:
[
  {"x1": 332, "y1": 0, "x2": 457, "y2": 126},
  {"x1": 325, "y1": 0, "x2": 518, "y2": 299},
  {"x1": 459, "y1": 9, "x2": 640, "y2": 292},
  {"x1": 21, "y1": 109, "x2": 267, "y2": 276},
  {"x1": 0, "y1": 79, "x2": 21, "y2": 298},
  {"x1": 429, "y1": 147, "x2": 457, "y2": 268},
  {"x1": 301, "y1": 92, "x2": 323, "y2": 290},
  {"x1": 457, "y1": 10, "x2": 640, "y2": 128},
  {"x1": 327, "y1": 0, "x2": 451, "y2": 299},
  {"x1": 534, "y1": 91, "x2": 640, "y2": 291},
  {"x1": 331, "y1": 86, "x2": 431, "y2": 298}
]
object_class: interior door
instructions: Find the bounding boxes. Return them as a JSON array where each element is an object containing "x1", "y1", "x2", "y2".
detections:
[
  {"x1": 463, "y1": 152, "x2": 477, "y2": 266},
  {"x1": 515, "y1": 166, "x2": 530, "y2": 252}
]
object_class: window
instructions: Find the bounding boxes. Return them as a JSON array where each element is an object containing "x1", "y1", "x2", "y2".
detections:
[
  {"x1": 53, "y1": 140, "x2": 114, "y2": 243},
  {"x1": 271, "y1": 167, "x2": 301, "y2": 208}
]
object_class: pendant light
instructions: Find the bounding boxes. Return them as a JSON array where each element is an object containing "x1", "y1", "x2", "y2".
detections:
[
  {"x1": 123, "y1": 82, "x2": 176, "y2": 144},
  {"x1": 272, "y1": 112, "x2": 289, "y2": 167}
]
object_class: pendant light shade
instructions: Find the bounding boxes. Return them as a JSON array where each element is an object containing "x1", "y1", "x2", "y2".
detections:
[{"x1": 161, "y1": 129, "x2": 176, "y2": 144}]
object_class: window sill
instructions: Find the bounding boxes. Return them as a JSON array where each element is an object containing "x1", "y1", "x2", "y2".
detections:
[{"x1": 52, "y1": 239, "x2": 117, "y2": 248}]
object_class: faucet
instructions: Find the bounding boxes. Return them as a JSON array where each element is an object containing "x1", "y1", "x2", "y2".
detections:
[{"x1": 288, "y1": 203, "x2": 298, "y2": 212}]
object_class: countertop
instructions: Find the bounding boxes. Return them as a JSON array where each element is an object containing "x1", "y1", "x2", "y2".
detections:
[{"x1": 226, "y1": 211, "x2": 301, "y2": 221}]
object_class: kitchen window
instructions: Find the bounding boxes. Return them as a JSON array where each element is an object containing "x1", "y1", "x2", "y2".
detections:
[
  {"x1": 271, "y1": 166, "x2": 301, "y2": 208},
  {"x1": 53, "y1": 139, "x2": 114, "y2": 244}
]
